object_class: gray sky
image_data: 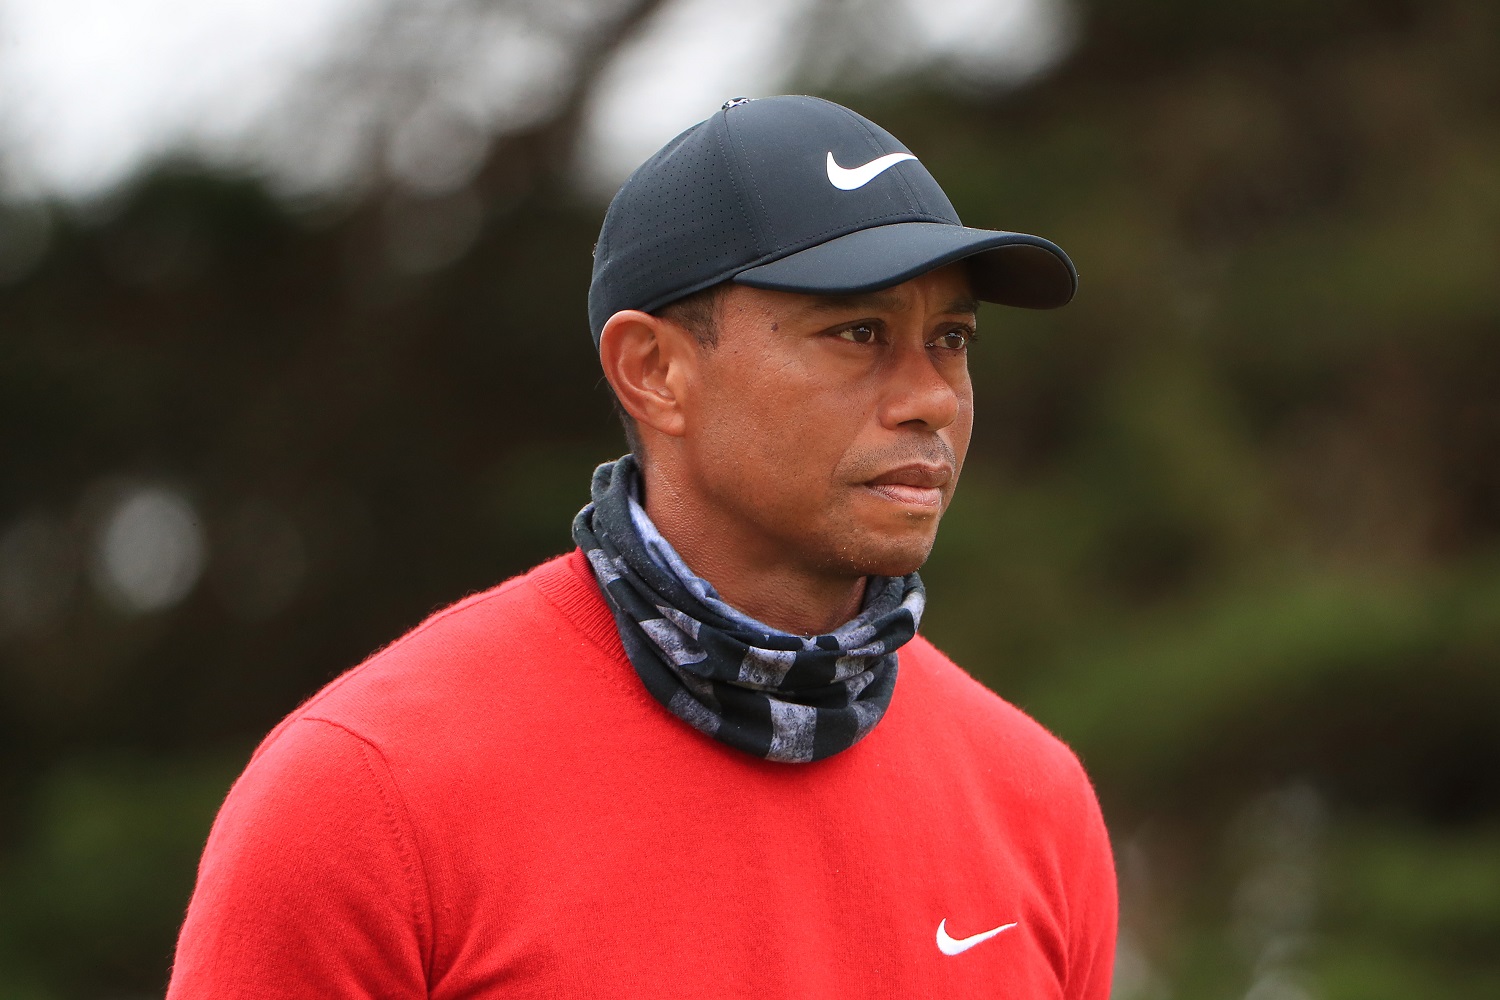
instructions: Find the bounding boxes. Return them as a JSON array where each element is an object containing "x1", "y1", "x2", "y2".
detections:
[{"x1": 0, "y1": 0, "x2": 1068, "y2": 198}]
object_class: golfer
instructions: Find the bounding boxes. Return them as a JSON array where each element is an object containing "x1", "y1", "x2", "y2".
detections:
[{"x1": 168, "y1": 94, "x2": 1117, "y2": 998}]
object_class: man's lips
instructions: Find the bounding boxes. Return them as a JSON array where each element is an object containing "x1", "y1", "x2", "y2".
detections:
[{"x1": 863, "y1": 464, "x2": 952, "y2": 509}]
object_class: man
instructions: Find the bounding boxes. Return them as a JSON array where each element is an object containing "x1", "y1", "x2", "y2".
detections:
[{"x1": 168, "y1": 95, "x2": 1116, "y2": 998}]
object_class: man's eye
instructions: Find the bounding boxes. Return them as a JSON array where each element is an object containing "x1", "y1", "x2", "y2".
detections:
[
  {"x1": 837, "y1": 324, "x2": 877, "y2": 344},
  {"x1": 933, "y1": 330, "x2": 973, "y2": 351}
]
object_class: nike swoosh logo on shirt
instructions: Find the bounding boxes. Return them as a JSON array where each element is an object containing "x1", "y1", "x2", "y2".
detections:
[
  {"x1": 825, "y1": 151, "x2": 917, "y2": 190},
  {"x1": 936, "y1": 918, "x2": 1018, "y2": 956}
]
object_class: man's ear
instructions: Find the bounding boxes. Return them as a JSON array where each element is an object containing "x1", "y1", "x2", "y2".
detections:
[{"x1": 597, "y1": 310, "x2": 695, "y2": 439}]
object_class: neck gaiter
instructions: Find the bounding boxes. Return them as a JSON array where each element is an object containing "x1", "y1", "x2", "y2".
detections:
[{"x1": 572, "y1": 455, "x2": 925, "y2": 763}]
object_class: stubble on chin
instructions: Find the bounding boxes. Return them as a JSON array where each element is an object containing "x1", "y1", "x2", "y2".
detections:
[{"x1": 810, "y1": 507, "x2": 944, "y2": 580}]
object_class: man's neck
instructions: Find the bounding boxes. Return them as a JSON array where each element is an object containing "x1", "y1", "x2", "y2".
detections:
[{"x1": 641, "y1": 472, "x2": 867, "y2": 637}]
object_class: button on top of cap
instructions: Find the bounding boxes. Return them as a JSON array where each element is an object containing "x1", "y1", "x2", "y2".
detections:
[{"x1": 721, "y1": 97, "x2": 751, "y2": 110}]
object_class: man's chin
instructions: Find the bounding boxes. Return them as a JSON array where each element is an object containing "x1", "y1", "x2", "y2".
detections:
[{"x1": 842, "y1": 533, "x2": 938, "y2": 579}]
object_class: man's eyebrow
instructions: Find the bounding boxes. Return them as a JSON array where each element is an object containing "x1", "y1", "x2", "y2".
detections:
[{"x1": 803, "y1": 291, "x2": 903, "y2": 313}]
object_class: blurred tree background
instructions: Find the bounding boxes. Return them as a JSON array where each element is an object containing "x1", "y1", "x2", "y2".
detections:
[{"x1": 1, "y1": 0, "x2": 1498, "y2": 996}]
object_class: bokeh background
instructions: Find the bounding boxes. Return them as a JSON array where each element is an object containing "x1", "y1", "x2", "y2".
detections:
[{"x1": 2, "y1": 0, "x2": 1498, "y2": 996}]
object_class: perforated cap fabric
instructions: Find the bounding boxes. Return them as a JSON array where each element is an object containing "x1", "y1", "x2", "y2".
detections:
[{"x1": 587, "y1": 95, "x2": 1077, "y2": 346}]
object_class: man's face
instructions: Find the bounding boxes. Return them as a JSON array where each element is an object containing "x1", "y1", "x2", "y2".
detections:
[{"x1": 675, "y1": 262, "x2": 976, "y2": 581}]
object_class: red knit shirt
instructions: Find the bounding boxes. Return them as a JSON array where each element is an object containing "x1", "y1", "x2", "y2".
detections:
[{"x1": 168, "y1": 550, "x2": 1116, "y2": 998}]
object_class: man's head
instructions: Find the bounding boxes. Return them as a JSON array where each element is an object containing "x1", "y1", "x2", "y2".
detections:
[
  {"x1": 601, "y1": 261, "x2": 976, "y2": 580},
  {"x1": 590, "y1": 96, "x2": 1076, "y2": 585}
]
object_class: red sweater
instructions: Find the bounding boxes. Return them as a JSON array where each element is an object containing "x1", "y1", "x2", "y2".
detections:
[{"x1": 168, "y1": 550, "x2": 1116, "y2": 998}]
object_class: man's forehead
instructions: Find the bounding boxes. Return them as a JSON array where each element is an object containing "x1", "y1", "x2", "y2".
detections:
[
  {"x1": 731, "y1": 268, "x2": 979, "y2": 321},
  {"x1": 799, "y1": 290, "x2": 980, "y2": 315},
  {"x1": 768, "y1": 275, "x2": 978, "y2": 319}
]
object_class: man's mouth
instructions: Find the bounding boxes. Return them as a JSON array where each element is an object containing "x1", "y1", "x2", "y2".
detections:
[{"x1": 863, "y1": 464, "x2": 951, "y2": 510}]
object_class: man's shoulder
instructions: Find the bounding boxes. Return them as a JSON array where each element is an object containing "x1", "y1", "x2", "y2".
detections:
[
  {"x1": 249, "y1": 549, "x2": 614, "y2": 765},
  {"x1": 896, "y1": 634, "x2": 1096, "y2": 797},
  {"x1": 896, "y1": 633, "x2": 1043, "y2": 735}
]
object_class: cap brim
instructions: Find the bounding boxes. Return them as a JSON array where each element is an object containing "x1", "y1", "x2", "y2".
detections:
[{"x1": 731, "y1": 221, "x2": 1077, "y2": 309}]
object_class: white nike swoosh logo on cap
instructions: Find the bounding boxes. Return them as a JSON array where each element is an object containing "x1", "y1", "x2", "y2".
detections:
[
  {"x1": 936, "y1": 918, "x2": 1018, "y2": 956},
  {"x1": 826, "y1": 151, "x2": 918, "y2": 190}
]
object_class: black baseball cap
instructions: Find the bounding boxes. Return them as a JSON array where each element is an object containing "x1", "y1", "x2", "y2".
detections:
[{"x1": 587, "y1": 94, "x2": 1077, "y2": 346}]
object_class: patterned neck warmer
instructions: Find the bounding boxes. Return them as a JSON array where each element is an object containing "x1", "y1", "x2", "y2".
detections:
[{"x1": 572, "y1": 455, "x2": 926, "y2": 763}]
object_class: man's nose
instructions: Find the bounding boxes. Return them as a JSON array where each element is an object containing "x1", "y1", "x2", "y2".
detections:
[{"x1": 878, "y1": 340, "x2": 960, "y2": 431}]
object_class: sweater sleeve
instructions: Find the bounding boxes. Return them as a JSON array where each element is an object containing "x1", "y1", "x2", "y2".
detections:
[
  {"x1": 1065, "y1": 773, "x2": 1118, "y2": 1000},
  {"x1": 167, "y1": 718, "x2": 431, "y2": 999}
]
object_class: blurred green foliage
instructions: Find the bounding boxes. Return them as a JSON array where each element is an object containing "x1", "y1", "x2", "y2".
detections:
[{"x1": 1, "y1": 0, "x2": 1497, "y2": 996}]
